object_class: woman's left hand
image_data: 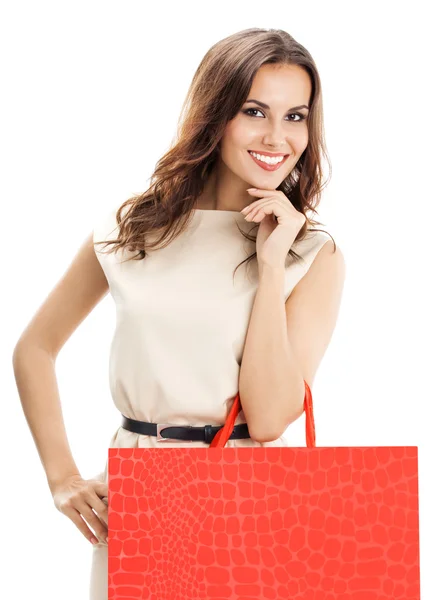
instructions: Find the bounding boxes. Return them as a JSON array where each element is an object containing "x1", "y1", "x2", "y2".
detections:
[{"x1": 241, "y1": 187, "x2": 306, "y2": 273}]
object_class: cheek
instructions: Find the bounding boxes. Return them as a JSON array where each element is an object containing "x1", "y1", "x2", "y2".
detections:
[
  {"x1": 295, "y1": 127, "x2": 309, "y2": 153},
  {"x1": 221, "y1": 118, "x2": 251, "y2": 153}
]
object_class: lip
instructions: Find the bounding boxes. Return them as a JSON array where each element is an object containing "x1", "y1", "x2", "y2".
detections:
[{"x1": 248, "y1": 150, "x2": 289, "y2": 172}]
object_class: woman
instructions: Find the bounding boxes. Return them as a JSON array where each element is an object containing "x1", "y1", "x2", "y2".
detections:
[{"x1": 12, "y1": 28, "x2": 345, "y2": 599}]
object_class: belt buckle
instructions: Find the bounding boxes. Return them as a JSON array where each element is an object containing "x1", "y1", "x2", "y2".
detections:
[{"x1": 156, "y1": 423, "x2": 190, "y2": 443}]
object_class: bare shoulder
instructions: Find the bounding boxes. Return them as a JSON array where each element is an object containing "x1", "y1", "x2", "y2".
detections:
[
  {"x1": 285, "y1": 238, "x2": 346, "y2": 388},
  {"x1": 286, "y1": 237, "x2": 346, "y2": 316},
  {"x1": 301, "y1": 238, "x2": 345, "y2": 288},
  {"x1": 317, "y1": 238, "x2": 345, "y2": 264},
  {"x1": 14, "y1": 233, "x2": 109, "y2": 357}
]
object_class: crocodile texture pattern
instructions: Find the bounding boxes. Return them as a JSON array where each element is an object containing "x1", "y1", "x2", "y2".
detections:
[{"x1": 107, "y1": 446, "x2": 420, "y2": 599}]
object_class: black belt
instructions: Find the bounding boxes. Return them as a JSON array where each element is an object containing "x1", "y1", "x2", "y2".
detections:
[{"x1": 121, "y1": 414, "x2": 251, "y2": 444}]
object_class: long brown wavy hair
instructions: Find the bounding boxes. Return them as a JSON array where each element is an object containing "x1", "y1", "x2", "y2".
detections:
[{"x1": 94, "y1": 27, "x2": 335, "y2": 278}]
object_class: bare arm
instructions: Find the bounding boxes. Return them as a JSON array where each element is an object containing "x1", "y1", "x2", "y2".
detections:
[
  {"x1": 239, "y1": 240, "x2": 346, "y2": 442},
  {"x1": 12, "y1": 232, "x2": 109, "y2": 496}
]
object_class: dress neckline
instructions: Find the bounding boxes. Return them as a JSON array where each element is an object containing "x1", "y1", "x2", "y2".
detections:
[
  {"x1": 194, "y1": 208, "x2": 241, "y2": 213},
  {"x1": 193, "y1": 208, "x2": 247, "y2": 220}
]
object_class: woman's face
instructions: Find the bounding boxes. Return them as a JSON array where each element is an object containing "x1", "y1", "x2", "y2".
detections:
[{"x1": 219, "y1": 63, "x2": 312, "y2": 191}]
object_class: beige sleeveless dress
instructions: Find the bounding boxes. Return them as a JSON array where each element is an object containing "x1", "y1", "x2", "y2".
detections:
[{"x1": 88, "y1": 204, "x2": 332, "y2": 599}]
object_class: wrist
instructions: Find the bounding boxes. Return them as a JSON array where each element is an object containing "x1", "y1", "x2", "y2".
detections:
[
  {"x1": 47, "y1": 469, "x2": 81, "y2": 495},
  {"x1": 258, "y1": 262, "x2": 286, "y2": 282}
]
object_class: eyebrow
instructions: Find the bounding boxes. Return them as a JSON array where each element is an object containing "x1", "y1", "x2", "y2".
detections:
[{"x1": 245, "y1": 99, "x2": 310, "y2": 111}]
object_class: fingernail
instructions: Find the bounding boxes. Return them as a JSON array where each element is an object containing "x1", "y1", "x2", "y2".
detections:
[
  {"x1": 247, "y1": 187, "x2": 257, "y2": 191},
  {"x1": 106, "y1": 537, "x2": 109, "y2": 543},
  {"x1": 90, "y1": 537, "x2": 98, "y2": 545}
]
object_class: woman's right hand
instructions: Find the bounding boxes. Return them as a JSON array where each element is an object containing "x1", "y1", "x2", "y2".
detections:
[{"x1": 51, "y1": 474, "x2": 108, "y2": 545}]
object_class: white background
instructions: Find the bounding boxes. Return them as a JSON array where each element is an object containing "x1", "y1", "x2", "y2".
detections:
[{"x1": 1, "y1": 1, "x2": 423, "y2": 597}]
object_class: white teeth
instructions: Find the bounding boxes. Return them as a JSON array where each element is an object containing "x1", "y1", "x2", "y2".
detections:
[{"x1": 248, "y1": 151, "x2": 285, "y2": 165}]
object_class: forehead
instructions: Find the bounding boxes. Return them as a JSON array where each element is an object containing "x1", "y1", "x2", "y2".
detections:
[{"x1": 248, "y1": 64, "x2": 311, "y2": 105}]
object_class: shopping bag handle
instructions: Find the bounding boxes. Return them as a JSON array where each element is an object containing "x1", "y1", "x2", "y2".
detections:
[{"x1": 209, "y1": 380, "x2": 316, "y2": 448}]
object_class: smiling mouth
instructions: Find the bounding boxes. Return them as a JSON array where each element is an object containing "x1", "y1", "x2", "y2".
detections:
[{"x1": 247, "y1": 150, "x2": 289, "y2": 171}]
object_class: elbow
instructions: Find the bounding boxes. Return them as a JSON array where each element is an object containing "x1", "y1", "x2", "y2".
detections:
[
  {"x1": 249, "y1": 431, "x2": 283, "y2": 443},
  {"x1": 12, "y1": 338, "x2": 31, "y2": 362},
  {"x1": 247, "y1": 422, "x2": 289, "y2": 444},
  {"x1": 12, "y1": 340, "x2": 28, "y2": 375},
  {"x1": 242, "y1": 381, "x2": 306, "y2": 444},
  {"x1": 12, "y1": 341, "x2": 24, "y2": 366},
  {"x1": 246, "y1": 401, "x2": 305, "y2": 443}
]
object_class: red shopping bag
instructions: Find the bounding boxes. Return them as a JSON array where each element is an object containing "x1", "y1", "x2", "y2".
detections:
[{"x1": 107, "y1": 383, "x2": 420, "y2": 600}]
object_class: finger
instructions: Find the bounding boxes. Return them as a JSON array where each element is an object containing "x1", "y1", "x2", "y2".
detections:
[
  {"x1": 245, "y1": 201, "x2": 279, "y2": 221},
  {"x1": 245, "y1": 208, "x2": 265, "y2": 221},
  {"x1": 247, "y1": 188, "x2": 277, "y2": 197},
  {"x1": 91, "y1": 481, "x2": 108, "y2": 501},
  {"x1": 241, "y1": 203, "x2": 257, "y2": 215},
  {"x1": 63, "y1": 505, "x2": 101, "y2": 545},
  {"x1": 87, "y1": 492, "x2": 109, "y2": 527},
  {"x1": 74, "y1": 498, "x2": 108, "y2": 544},
  {"x1": 242, "y1": 199, "x2": 268, "y2": 218},
  {"x1": 99, "y1": 497, "x2": 108, "y2": 528}
]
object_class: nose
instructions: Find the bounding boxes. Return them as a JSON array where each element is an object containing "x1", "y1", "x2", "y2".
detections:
[{"x1": 263, "y1": 121, "x2": 287, "y2": 149}]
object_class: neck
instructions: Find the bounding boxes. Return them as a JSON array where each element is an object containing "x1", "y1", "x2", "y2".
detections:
[{"x1": 195, "y1": 164, "x2": 252, "y2": 212}]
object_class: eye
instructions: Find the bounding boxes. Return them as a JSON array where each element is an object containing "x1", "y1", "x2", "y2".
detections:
[
  {"x1": 242, "y1": 108, "x2": 308, "y2": 122},
  {"x1": 287, "y1": 112, "x2": 307, "y2": 122},
  {"x1": 243, "y1": 108, "x2": 266, "y2": 118}
]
